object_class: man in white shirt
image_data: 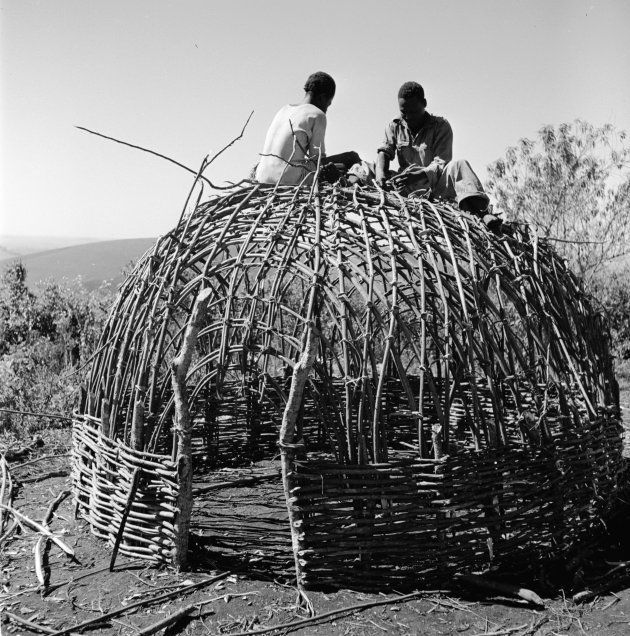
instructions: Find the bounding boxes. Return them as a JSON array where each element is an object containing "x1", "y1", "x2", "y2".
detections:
[{"x1": 255, "y1": 72, "x2": 358, "y2": 185}]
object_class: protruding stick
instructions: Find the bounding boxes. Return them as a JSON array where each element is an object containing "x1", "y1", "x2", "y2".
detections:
[{"x1": 109, "y1": 468, "x2": 141, "y2": 571}]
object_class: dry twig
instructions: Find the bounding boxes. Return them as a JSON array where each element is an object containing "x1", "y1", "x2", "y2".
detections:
[
  {"x1": 134, "y1": 592, "x2": 253, "y2": 636},
  {"x1": 0, "y1": 407, "x2": 72, "y2": 422},
  {"x1": 76, "y1": 111, "x2": 255, "y2": 192},
  {"x1": 46, "y1": 571, "x2": 230, "y2": 636},
  {"x1": 3, "y1": 611, "x2": 55, "y2": 634},
  {"x1": 0, "y1": 503, "x2": 74, "y2": 557},
  {"x1": 223, "y1": 590, "x2": 448, "y2": 636},
  {"x1": 471, "y1": 625, "x2": 528, "y2": 636},
  {"x1": 22, "y1": 470, "x2": 70, "y2": 484},
  {"x1": 11, "y1": 454, "x2": 71, "y2": 471},
  {"x1": 34, "y1": 489, "x2": 71, "y2": 588}
]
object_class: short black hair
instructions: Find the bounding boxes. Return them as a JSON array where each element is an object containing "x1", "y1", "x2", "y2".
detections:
[
  {"x1": 304, "y1": 72, "x2": 336, "y2": 98},
  {"x1": 398, "y1": 81, "x2": 425, "y2": 101}
]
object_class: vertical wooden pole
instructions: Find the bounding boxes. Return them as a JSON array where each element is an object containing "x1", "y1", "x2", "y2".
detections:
[
  {"x1": 101, "y1": 398, "x2": 111, "y2": 438},
  {"x1": 171, "y1": 288, "x2": 213, "y2": 570},
  {"x1": 130, "y1": 401, "x2": 144, "y2": 450},
  {"x1": 279, "y1": 178, "x2": 322, "y2": 614},
  {"x1": 279, "y1": 316, "x2": 319, "y2": 612},
  {"x1": 79, "y1": 385, "x2": 87, "y2": 414}
]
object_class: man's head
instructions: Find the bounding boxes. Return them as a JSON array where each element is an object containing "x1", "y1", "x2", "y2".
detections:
[
  {"x1": 304, "y1": 71, "x2": 336, "y2": 112},
  {"x1": 397, "y1": 81, "x2": 427, "y2": 129}
]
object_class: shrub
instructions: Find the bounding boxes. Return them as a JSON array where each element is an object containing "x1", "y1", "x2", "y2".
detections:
[{"x1": 0, "y1": 263, "x2": 114, "y2": 442}]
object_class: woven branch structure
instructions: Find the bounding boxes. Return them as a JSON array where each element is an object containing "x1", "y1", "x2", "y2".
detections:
[{"x1": 72, "y1": 181, "x2": 625, "y2": 588}]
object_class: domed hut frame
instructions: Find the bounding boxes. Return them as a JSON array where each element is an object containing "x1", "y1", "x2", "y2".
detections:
[{"x1": 72, "y1": 177, "x2": 625, "y2": 591}]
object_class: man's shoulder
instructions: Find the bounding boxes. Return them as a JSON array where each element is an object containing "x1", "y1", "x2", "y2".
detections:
[
  {"x1": 386, "y1": 114, "x2": 451, "y2": 128},
  {"x1": 274, "y1": 103, "x2": 324, "y2": 117},
  {"x1": 427, "y1": 113, "x2": 452, "y2": 130},
  {"x1": 291, "y1": 103, "x2": 326, "y2": 119}
]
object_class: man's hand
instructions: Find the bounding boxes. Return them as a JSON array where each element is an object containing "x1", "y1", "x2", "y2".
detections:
[
  {"x1": 375, "y1": 173, "x2": 389, "y2": 189},
  {"x1": 389, "y1": 165, "x2": 427, "y2": 190}
]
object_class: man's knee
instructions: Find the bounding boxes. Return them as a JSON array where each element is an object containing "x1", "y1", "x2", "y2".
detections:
[{"x1": 445, "y1": 158, "x2": 473, "y2": 176}]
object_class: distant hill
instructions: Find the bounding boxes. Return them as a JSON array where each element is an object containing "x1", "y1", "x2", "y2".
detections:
[
  {"x1": 0, "y1": 238, "x2": 157, "y2": 289},
  {"x1": 0, "y1": 235, "x2": 101, "y2": 260}
]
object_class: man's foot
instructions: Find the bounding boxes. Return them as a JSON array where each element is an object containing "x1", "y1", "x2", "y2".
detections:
[
  {"x1": 459, "y1": 196, "x2": 502, "y2": 232},
  {"x1": 459, "y1": 194, "x2": 489, "y2": 215}
]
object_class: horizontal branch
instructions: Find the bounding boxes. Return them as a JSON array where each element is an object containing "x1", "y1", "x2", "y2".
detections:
[{"x1": 0, "y1": 407, "x2": 72, "y2": 422}]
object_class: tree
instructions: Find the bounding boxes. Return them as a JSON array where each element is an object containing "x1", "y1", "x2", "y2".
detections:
[
  {"x1": 0, "y1": 262, "x2": 34, "y2": 354},
  {"x1": 486, "y1": 120, "x2": 630, "y2": 283},
  {"x1": 0, "y1": 264, "x2": 114, "y2": 436}
]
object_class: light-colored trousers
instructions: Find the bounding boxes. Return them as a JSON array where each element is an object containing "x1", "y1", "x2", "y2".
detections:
[
  {"x1": 426, "y1": 159, "x2": 489, "y2": 205},
  {"x1": 349, "y1": 158, "x2": 488, "y2": 206}
]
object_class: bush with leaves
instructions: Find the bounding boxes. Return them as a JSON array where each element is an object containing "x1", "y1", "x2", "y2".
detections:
[{"x1": 0, "y1": 263, "x2": 114, "y2": 440}]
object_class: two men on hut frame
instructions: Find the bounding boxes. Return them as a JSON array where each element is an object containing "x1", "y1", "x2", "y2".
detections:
[{"x1": 255, "y1": 71, "x2": 501, "y2": 230}]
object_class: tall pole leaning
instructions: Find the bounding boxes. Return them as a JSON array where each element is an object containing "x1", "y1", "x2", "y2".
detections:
[
  {"x1": 279, "y1": 181, "x2": 322, "y2": 615},
  {"x1": 171, "y1": 288, "x2": 213, "y2": 569}
]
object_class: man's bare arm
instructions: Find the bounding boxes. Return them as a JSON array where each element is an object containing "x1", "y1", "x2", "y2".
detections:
[{"x1": 375, "y1": 151, "x2": 390, "y2": 187}]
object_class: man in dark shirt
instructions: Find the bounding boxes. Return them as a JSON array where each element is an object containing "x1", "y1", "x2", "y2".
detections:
[{"x1": 375, "y1": 82, "x2": 498, "y2": 226}]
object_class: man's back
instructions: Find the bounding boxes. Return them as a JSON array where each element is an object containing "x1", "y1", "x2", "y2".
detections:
[{"x1": 255, "y1": 103, "x2": 327, "y2": 185}]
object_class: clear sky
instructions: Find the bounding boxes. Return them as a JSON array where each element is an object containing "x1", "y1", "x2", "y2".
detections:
[{"x1": 1, "y1": 0, "x2": 629, "y2": 239}]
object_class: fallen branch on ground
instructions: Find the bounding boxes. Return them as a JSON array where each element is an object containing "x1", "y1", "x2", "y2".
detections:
[
  {"x1": 0, "y1": 503, "x2": 74, "y2": 557},
  {"x1": 521, "y1": 616, "x2": 549, "y2": 635},
  {"x1": 471, "y1": 625, "x2": 528, "y2": 636},
  {"x1": 222, "y1": 589, "x2": 448, "y2": 636},
  {"x1": 3, "y1": 611, "x2": 55, "y2": 634},
  {"x1": 2, "y1": 559, "x2": 147, "y2": 600},
  {"x1": 35, "y1": 490, "x2": 71, "y2": 588},
  {"x1": 0, "y1": 518, "x2": 20, "y2": 545},
  {"x1": 135, "y1": 592, "x2": 254, "y2": 636},
  {"x1": 11, "y1": 454, "x2": 71, "y2": 471},
  {"x1": 0, "y1": 407, "x2": 73, "y2": 422},
  {"x1": 46, "y1": 571, "x2": 230, "y2": 636},
  {"x1": 22, "y1": 470, "x2": 70, "y2": 484}
]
